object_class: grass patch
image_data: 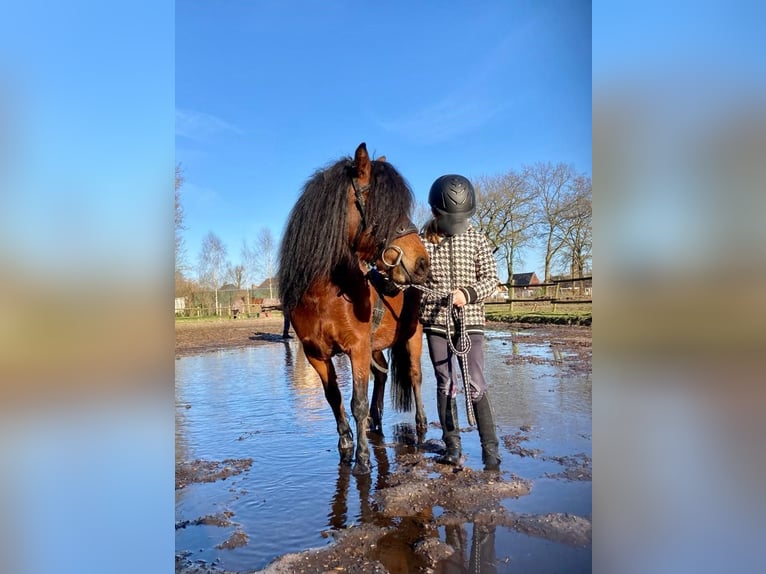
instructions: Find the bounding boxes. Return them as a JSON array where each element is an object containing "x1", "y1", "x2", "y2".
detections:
[{"x1": 485, "y1": 302, "x2": 591, "y2": 326}]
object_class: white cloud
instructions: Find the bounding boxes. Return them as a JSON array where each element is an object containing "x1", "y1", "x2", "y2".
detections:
[
  {"x1": 175, "y1": 108, "x2": 243, "y2": 141},
  {"x1": 379, "y1": 94, "x2": 506, "y2": 145}
]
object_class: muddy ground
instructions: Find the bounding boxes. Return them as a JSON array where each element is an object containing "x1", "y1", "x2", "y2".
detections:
[{"x1": 175, "y1": 318, "x2": 592, "y2": 573}]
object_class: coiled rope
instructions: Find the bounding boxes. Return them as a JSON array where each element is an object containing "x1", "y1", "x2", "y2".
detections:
[{"x1": 411, "y1": 284, "x2": 476, "y2": 425}]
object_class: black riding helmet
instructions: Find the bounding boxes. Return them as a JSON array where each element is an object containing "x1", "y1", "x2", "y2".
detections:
[{"x1": 428, "y1": 174, "x2": 476, "y2": 236}]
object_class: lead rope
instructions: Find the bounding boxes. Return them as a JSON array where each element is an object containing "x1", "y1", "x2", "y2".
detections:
[
  {"x1": 448, "y1": 294, "x2": 476, "y2": 426},
  {"x1": 410, "y1": 285, "x2": 476, "y2": 425},
  {"x1": 410, "y1": 287, "x2": 477, "y2": 425},
  {"x1": 447, "y1": 236, "x2": 477, "y2": 427}
]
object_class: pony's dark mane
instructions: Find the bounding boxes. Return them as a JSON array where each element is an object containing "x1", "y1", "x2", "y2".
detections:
[
  {"x1": 278, "y1": 156, "x2": 414, "y2": 312},
  {"x1": 365, "y1": 160, "x2": 415, "y2": 256}
]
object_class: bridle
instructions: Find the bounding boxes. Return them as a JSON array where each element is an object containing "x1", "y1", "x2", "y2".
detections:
[{"x1": 350, "y1": 176, "x2": 419, "y2": 279}]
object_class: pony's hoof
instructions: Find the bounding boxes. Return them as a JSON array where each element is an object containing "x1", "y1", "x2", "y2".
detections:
[
  {"x1": 339, "y1": 450, "x2": 353, "y2": 465},
  {"x1": 352, "y1": 458, "x2": 371, "y2": 475},
  {"x1": 338, "y1": 435, "x2": 354, "y2": 462}
]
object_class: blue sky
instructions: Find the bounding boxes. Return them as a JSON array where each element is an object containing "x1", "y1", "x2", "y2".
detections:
[{"x1": 176, "y1": 1, "x2": 591, "y2": 281}]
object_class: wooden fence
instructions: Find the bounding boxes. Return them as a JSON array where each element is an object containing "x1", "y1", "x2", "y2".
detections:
[
  {"x1": 177, "y1": 277, "x2": 592, "y2": 317},
  {"x1": 175, "y1": 288, "x2": 283, "y2": 318},
  {"x1": 497, "y1": 276, "x2": 592, "y2": 313}
]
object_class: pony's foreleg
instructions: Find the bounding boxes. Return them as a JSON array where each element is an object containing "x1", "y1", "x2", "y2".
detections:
[
  {"x1": 349, "y1": 349, "x2": 372, "y2": 474},
  {"x1": 407, "y1": 331, "x2": 428, "y2": 438},
  {"x1": 369, "y1": 350, "x2": 388, "y2": 435},
  {"x1": 307, "y1": 355, "x2": 354, "y2": 464}
]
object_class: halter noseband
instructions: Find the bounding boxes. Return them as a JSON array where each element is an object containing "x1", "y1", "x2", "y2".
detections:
[{"x1": 378, "y1": 221, "x2": 418, "y2": 270}]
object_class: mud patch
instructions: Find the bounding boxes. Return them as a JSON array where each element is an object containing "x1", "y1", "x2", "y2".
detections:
[
  {"x1": 377, "y1": 463, "x2": 531, "y2": 518},
  {"x1": 502, "y1": 430, "x2": 544, "y2": 458},
  {"x1": 176, "y1": 458, "x2": 253, "y2": 490},
  {"x1": 502, "y1": 428, "x2": 592, "y2": 480},
  {"x1": 509, "y1": 512, "x2": 592, "y2": 546},
  {"x1": 496, "y1": 323, "x2": 592, "y2": 376},
  {"x1": 176, "y1": 511, "x2": 235, "y2": 530},
  {"x1": 545, "y1": 453, "x2": 593, "y2": 481},
  {"x1": 217, "y1": 530, "x2": 249, "y2": 550}
]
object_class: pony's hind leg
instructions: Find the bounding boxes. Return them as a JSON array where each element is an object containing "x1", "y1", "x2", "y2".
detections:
[
  {"x1": 369, "y1": 350, "x2": 388, "y2": 435},
  {"x1": 306, "y1": 355, "x2": 354, "y2": 464}
]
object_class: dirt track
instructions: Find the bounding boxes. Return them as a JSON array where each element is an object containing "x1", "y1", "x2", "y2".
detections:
[
  {"x1": 175, "y1": 316, "x2": 290, "y2": 357},
  {"x1": 175, "y1": 316, "x2": 590, "y2": 359}
]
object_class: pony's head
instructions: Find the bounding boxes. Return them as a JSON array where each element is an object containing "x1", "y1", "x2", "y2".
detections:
[
  {"x1": 278, "y1": 142, "x2": 429, "y2": 311},
  {"x1": 346, "y1": 143, "x2": 429, "y2": 287}
]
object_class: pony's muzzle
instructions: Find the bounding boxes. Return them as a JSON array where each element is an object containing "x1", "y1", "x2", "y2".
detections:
[
  {"x1": 412, "y1": 255, "x2": 428, "y2": 282},
  {"x1": 381, "y1": 247, "x2": 429, "y2": 285}
]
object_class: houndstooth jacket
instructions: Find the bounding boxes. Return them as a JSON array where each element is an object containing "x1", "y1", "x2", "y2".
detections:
[{"x1": 419, "y1": 225, "x2": 499, "y2": 336}]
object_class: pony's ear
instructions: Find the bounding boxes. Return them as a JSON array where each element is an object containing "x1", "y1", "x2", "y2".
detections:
[
  {"x1": 377, "y1": 155, "x2": 387, "y2": 163},
  {"x1": 354, "y1": 142, "x2": 371, "y2": 184}
]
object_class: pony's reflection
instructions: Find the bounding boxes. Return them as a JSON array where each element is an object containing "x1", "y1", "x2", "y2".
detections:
[{"x1": 328, "y1": 433, "x2": 391, "y2": 529}]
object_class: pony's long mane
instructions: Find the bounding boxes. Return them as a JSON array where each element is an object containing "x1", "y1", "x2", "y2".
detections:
[{"x1": 278, "y1": 156, "x2": 415, "y2": 312}]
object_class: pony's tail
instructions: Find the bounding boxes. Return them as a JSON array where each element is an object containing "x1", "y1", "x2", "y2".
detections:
[{"x1": 389, "y1": 340, "x2": 414, "y2": 412}]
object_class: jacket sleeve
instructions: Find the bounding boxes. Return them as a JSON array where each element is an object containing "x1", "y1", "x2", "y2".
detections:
[{"x1": 462, "y1": 233, "x2": 499, "y2": 303}]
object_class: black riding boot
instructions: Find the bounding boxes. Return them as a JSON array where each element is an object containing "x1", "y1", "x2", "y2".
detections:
[
  {"x1": 473, "y1": 393, "x2": 501, "y2": 471},
  {"x1": 436, "y1": 393, "x2": 461, "y2": 465}
]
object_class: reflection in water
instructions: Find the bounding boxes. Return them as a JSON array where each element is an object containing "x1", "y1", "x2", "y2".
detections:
[
  {"x1": 176, "y1": 329, "x2": 591, "y2": 572},
  {"x1": 441, "y1": 523, "x2": 498, "y2": 574},
  {"x1": 324, "y1": 427, "x2": 505, "y2": 574},
  {"x1": 281, "y1": 340, "x2": 293, "y2": 368},
  {"x1": 287, "y1": 341, "x2": 331, "y2": 420},
  {"x1": 327, "y1": 434, "x2": 392, "y2": 530}
]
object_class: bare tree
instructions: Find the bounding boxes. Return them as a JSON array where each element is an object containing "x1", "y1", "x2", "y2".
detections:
[
  {"x1": 175, "y1": 164, "x2": 187, "y2": 281},
  {"x1": 555, "y1": 175, "x2": 592, "y2": 279},
  {"x1": 256, "y1": 228, "x2": 277, "y2": 299},
  {"x1": 240, "y1": 239, "x2": 257, "y2": 289},
  {"x1": 524, "y1": 162, "x2": 579, "y2": 282},
  {"x1": 472, "y1": 172, "x2": 538, "y2": 284},
  {"x1": 227, "y1": 263, "x2": 246, "y2": 289},
  {"x1": 197, "y1": 231, "x2": 229, "y2": 315},
  {"x1": 242, "y1": 228, "x2": 278, "y2": 297},
  {"x1": 413, "y1": 200, "x2": 433, "y2": 229}
]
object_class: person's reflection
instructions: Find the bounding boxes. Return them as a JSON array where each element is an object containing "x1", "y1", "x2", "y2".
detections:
[
  {"x1": 469, "y1": 522, "x2": 497, "y2": 574},
  {"x1": 282, "y1": 338, "x2": 293, "y2": 367},
  {"x1": 442, "y1": 523, "x2": 468, "y2": 574},
  {"x1": 442, "y1": 522, "x2": 498, "y2": 574}
]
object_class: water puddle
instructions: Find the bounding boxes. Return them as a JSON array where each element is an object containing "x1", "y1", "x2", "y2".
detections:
[{"x1": 176, "y1": 327, "x2": 591, "y2": 572}]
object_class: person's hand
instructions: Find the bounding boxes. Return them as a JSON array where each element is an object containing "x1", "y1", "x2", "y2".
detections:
[{"x1": 451, "y1": 289, "x2": 467, "y2": 307}]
